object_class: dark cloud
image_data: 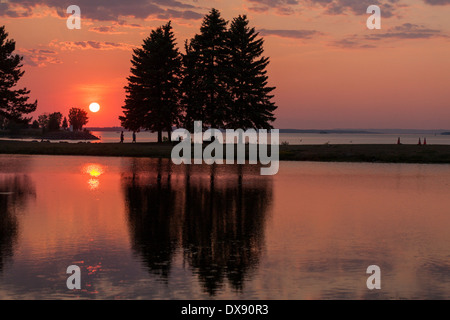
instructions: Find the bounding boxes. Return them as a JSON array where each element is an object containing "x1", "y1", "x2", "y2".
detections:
[
  {"x1": 365, "y1": 23, "x2": 444, "y2": 40},
  {"x1": 249, "y1": 0, "x2": 300, "y2": 5},
  {"x1": 114, "y1": 20, "x2": 145, "y2": 29},
  {"x1": 156, "y1": 9, "x2": 202, "y2": 20},
  {"x1": 0, "y1": 0, "x2": 202, "y2": 21},
  {"x1": 423, "y1": 0, "x2": 450, "y2": 4},
  {"x1": 332, "y1": 23, "x2": 446, "y2": 49},
  {"x1": 247, "y1": 0, "x2": 300, "y2": 15},
  {"x1": 0, "y1": 2, "x2": 33, "y2": 17},
  {"x1": 89, "y1": 26, "x2": 126, "y2": 34},
  {"x1": 246, "y1": 0, "x2": 404, "y2": 17},
  {"x1": 259, "y1": 28, "x2": 321, "y2": 39},
  {"x1": 306, "y1": 0, "x2": 401, "y2": 17}
]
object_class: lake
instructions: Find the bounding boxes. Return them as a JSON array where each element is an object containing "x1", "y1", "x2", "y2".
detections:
[
  {"x1": 3, "y1": 131, "x2": 450, "y2": 146},
  {"x1": 92, "y1": 131, "x2": 450, "y2": 146},
  {"x1": 0, "y1": 155, "x2": 449, "y2": 299}
]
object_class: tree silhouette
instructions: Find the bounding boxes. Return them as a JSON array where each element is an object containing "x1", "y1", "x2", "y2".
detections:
[
  {"x1": 47, "y1": 112, "x2": 63, "y2": 131},
  {"x1": 120, "y1": 22, "x2": 182, "y2": 143},
  {"x1": 180, "y1": 40, "x2": 206, "y2": 132},
  {"x1": 38, "y1": 113, "x2": 49, "y2": 129},
  {"x1": 31, "y1": 120, "x2": 39, "y2": 129},
  {"x1": 62, "y1": 117, "x2": 68, "y2": 130},
  {"x1": 226, "y1": 15, "x2": 277, "y2": 129},
  {"x1": 0, "y1": 26, "x2": 37, "y2": 125},
  {"x1": 68, "y1": 107, "x2": 88, "y2": 131},
  {"x1": 182, "y1": 9, "x2": 230, "y2": 130},
  {"x1": 121, "y1": 10, "x2": 278, "y2": 135}
]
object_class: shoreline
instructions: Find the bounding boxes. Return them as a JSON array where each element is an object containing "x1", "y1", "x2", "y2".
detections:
[
  {"x1": 1, "y1": 140, "x2": 450, "y2": 164},
  {"x1": 0, "y1": 130, "x2": 100, "y2": 141}
]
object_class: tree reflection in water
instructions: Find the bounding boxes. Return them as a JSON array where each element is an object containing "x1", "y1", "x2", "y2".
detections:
[
  {"x1": 122, "y1": 159, "x2": 273, "y2": 295},
  {"x1": 0, "y1": 175, "x2": 36, "y2": 272}
]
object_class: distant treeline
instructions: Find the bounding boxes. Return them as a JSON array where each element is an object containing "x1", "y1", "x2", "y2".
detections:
[{"x1": 86, "y1": 127, "x2": 125, "y2": 132}]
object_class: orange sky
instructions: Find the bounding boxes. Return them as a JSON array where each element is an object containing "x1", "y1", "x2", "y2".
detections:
[{"x1": 1, "y1": 0, "x2": 450, "y2": 129}]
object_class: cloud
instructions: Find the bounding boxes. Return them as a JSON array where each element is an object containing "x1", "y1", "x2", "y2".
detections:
[
  {"x1": 331, "y1": 37, "x2": 377, "y2": 49},
  {"x1": 259, "y1": 28, "x2": 322, "y2": 39},
  {"x1": 246, "y1": 0, "x2": 300, "y2": 15},
  {"x1": 89, "y1": 26, "x2": 126, "y2": 34},
  {"x1": 115, "y1": 20, "x2": 144, "y2": 28},
  {"x1": 332, "y1": 23, "x2": 446, "y2": 49},
  {"x1": 50, "y1": 40, "x2": 136, "y2": 51},
  {"x1": 246, "y1": 0, "x2": 405, "y2": 17},
  {"x1": 0, "y1": 0, "x2": 203, "y2": 21},
  {"x1": 305, "y1": 0, "x2": 401, "y2": 17},
  {"x1": 365, "y1": 23, "x2": 444, "y2": 40},
  {"x1": 423, "y1": 0, "x2": 450, "y2": 4},
  {"x1": 0, "y1": 2, "x2": 33, "y2": 18},
  {"x1": 18, "y1": 49, "x2": 62, "y2": 67}
]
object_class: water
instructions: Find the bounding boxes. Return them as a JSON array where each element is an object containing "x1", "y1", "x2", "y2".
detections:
[
  {"x1": 92, "y1": 131, "x2": 450, "y2": 145},
  {"x1": 0, "y1": 155, "x2": 449, "y2": 299},
  {"x1": 2, "y1": 131, "x2": 450, "y2": 145}
]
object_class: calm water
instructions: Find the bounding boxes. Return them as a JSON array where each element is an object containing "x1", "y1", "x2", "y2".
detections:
[
  {"x1": 0, "y1": 155, "x2": 449, "y2": 299},
  {"x1": 92, "y1": 131, "x2": 450, "y2": 146},
  {"x1": 3, "y1": 131, "x2": 450, "y2": 145}
]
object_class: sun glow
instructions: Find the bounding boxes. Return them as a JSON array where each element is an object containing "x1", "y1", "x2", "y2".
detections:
[
  {"x1": 89, "y1": 102, "x2": 100, "y2": 113},
  {"x1": 83, "y1": 164, "x2": 105, "y2": 190},
  {"x1": 84, "y1": 164, "x2": 104, "y2": 177}
]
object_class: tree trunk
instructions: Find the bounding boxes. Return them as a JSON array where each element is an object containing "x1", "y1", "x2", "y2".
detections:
[
  {"x1": 157, "y1": 130, "x2": 162, "y2": 143},
  {"x1": 167, "y1": 127, "x2": 172, "y2": 142}
]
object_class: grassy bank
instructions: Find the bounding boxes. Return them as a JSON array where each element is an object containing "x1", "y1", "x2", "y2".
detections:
[
  {"x1": 1, "y1": 140, "x2": 450, "y2": 164},
  {"x1": 0, "y1": 129, "x2": 100, "y2": 140}
]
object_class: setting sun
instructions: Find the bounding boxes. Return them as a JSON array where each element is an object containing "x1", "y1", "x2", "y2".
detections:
[{"x1": 89, "y1": 102, "x2": 100, "y2": 113}]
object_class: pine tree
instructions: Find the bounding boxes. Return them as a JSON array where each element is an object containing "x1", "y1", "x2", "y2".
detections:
[
  {"x1": 62, "y1": 117, "x2": 68, "y2": 130},
  {"x1": 31, "y1": 120, "x2": 39, "y2": 129},
  {"x1": 120, "y1": 22, "x2": 181, "y2": 143},
  {"x1": 180, "y1": 39, "x2": 206, "y2": 132},
  {"x1": 226, "y1": 15, "x2": 277, "y2": 129},
  {"x1": 0, "y1": 26, "x2": 37, "y2": 124},
  {"x1": 182, "y1": 9, "x2": 230, "y2": 130}
]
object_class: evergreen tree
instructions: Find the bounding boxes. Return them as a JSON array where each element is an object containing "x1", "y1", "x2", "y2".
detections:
[
  {"x1": 182, "y1": 9, "x2": 230, "y2": 130},
  {"x1": 226, "y1": 15, "x2": 277, "y2": 129},
  {"x1": 62, "y1": 117, "x2": 68, "y2": 130},
  {"x1": 120, "y1": 22, "x2": 182, "y2": 143},
  {"x1": 180, "y1": 39, "x2": 206, "y2": 132},
  {"x1": 31, "y1": 120, "x2": 39, "y2": 129},
  {"x1": 0, "y1": 26, "x2": 37, "y2": 124}
]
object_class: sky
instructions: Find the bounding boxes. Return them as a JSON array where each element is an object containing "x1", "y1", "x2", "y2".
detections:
[{"x1": 1, "y1": 0, "x2": 450, "y2": 129}]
